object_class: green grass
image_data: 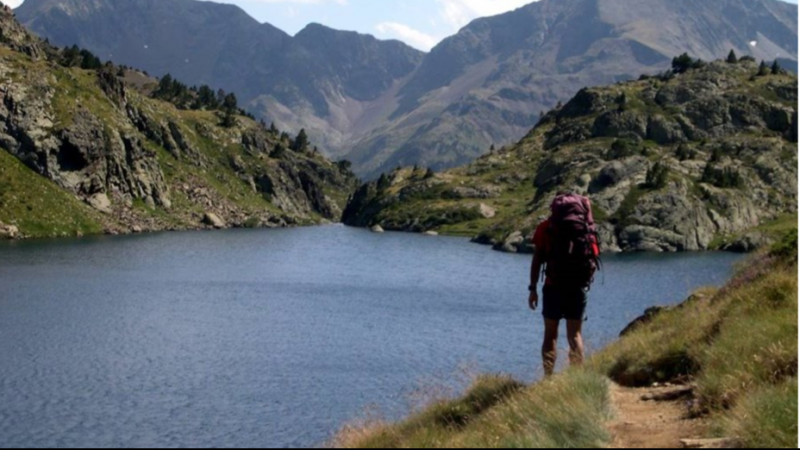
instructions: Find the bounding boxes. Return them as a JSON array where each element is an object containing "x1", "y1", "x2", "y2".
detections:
[
  {"x1": 716, "y1": 378, "x2": 798, "y2": 448},
  {"x1": 709, "y1": 213, "x2": 798, "y2": 250},
  {"x1": 0, "y1": 149, "x2": 104, "y2": 238},
  {"x1": 339, "y1": 230, "x2": 799, "y2": 449},
  {"x1": 335, "y1": 371, "x2": 611, "y2": 448}
]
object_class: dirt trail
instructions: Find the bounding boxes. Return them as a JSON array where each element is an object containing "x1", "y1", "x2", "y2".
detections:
[{"x1": 608, "y1": 383, "x2": 708, "y2": 449}]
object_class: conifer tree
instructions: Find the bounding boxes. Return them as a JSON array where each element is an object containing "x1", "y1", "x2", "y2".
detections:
[
  {"x1": 292, "y1": 129, "x2": 309, "y2": 152},
  {"x1": 726, "y1": 49, "x2": 738, "y2": 64},
  {"x1": 758, "y1": 61, "x2": 770, "y2": 76}
]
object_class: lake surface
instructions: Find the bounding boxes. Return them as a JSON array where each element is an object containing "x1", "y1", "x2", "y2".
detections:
[{"x1": 0, "y1": 225, "x2": 743, "y2": 448}]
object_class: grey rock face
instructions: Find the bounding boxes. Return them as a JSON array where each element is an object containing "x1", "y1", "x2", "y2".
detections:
[{"x1": 0, "y1": 64, "x2": 171, "y2": 212}]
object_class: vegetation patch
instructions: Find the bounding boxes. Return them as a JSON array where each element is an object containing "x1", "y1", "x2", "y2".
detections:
[{"x1": 0, "y1": 149, "x2": 103, "y2": 238}]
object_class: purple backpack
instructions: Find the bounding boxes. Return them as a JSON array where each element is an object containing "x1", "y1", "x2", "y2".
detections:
[{"x1": 545, "y1": 194, "x2": 601, "y2": 288}]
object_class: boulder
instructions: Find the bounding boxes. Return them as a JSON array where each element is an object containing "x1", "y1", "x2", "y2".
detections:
[
  {"x1": 498, "y1": 231, "x2": 525, "y2": 253},
  {"x1": 0, "y1": 224, "x2": 19, "y2": 239},
  {"x1": 203, "y1": 212, "x2": 226, "y2": 229},
  {"x1": 87, "y1": 193, "x2": 112, "y2": 214},
  {"x1": 647, "y1": 115, "x2": 685, "y2": 144},
  {"x1": 722, "y1": 232, "x2": 770, "y2": 253},
  {"x1": 424, "y1": 230, "x2": 439, "y2": 236},
  {"x1": 478, "y1": 203, "x2": 496, "y2": 219},
  {"x1": 370, "y1": 225, "x2": 385, "y2": 233}
]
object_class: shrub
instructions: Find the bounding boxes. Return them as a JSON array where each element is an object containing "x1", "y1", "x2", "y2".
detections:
[
  {"x1": 676, "y1": 143, "x2": 697, "y2": 161},
  {"x1": 672, "y1": 53, "x2": 705, "y2": 74},
  {"x1": 645, "y1": 162, "x2": 669, "y2": 189},
  {"x1": 270, "y1": 143, "x2": 287, "y2": 159},
  {"x1": 701, "y1": 164, "x2": 743, "y2": 189},
  {"x1": 607, "y1": 139, "x2": 639, "y2": 159}
]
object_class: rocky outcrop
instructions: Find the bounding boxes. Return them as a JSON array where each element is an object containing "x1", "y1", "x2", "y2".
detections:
[
  {"x1": 343, "y1": 60, "x2": 798, "y2": 254},
  {"x1": 0, "y1": 10, "x2": 358, "y2": 240}
]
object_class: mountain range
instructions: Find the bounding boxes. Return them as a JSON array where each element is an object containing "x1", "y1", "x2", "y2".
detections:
[{"x1": 15, "y1": 0, "x2": 799, "y2": 178}]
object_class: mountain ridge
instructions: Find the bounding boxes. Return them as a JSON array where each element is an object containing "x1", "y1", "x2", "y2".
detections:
[{"x1": 14, "y1": 0, "x2": 799, "y2": 179}]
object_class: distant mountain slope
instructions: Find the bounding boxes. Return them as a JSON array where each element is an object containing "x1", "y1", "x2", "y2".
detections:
[
  {"x1": 343, "y1": 58, "x2": 798, "y2": 253},
  {"x1": 15, "y1": 0, "x2": 424, "y2": 159},
  {"x1": 345, "y1": 0, "x2": 799, "y2": 178},
  {"x1": 16, "y1": 0, "x2": 798, "y2": 179},
  {"x1": 0, "y1": 8, "x2": 357, "y2": 240}
]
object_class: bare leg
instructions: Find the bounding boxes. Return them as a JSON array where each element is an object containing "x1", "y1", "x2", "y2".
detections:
[
  {"x1": 566, "y1": 319, "x2": 585, "y2": 367},
  {"x1": 542, "y1": 319, "x2": 560, "y2": 377}
]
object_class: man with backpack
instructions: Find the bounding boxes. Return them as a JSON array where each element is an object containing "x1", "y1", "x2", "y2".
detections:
[{"x1": 528, "y1": 193, "x2": 601, "y2": 377}]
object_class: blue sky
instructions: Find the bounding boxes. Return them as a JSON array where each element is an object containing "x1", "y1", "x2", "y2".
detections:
[{"x1": 7, "y1": 0, "x2": 800, "y2": 51}]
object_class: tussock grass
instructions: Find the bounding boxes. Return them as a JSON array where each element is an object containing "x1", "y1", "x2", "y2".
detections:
[
  {"x1": 717, "y1": 378, "x2": 798, "y2": 448},
  {"x1": 334, "y1": 371, "x2": 610, "y2": 448}
]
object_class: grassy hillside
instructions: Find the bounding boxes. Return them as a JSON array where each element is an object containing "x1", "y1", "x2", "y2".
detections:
[
  {"x1": 0, "y1": 148, "x2": 104, "y2": 238},
  {"x1": 344, "y1": 58, "x2": 798, "y2": 254},
  {"x1": 336, "y1": 230, "x2": 798, "y2": 448}
]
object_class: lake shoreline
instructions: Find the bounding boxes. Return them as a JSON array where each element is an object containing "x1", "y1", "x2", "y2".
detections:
[{"x1": 1, "y1": 220, "x2": 762, "y2": 257}]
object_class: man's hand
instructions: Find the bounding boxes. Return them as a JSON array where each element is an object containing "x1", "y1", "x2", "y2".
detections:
[{"x1": 528, "y1": 290, "x2": 539, "y2": 311}]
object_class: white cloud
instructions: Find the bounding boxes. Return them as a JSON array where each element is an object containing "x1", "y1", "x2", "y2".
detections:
[
  {"x1": 376, "y1": 22, "x2": 440, "y2": 51},
  {"x1": 2, "y1": 0, "x2": 24, "y2": 8},
  {"x1": 436, "y1": 0, "x2": 536, "y2": 31}
]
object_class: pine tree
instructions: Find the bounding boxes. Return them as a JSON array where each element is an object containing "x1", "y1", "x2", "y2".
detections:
[
  {"x1": 220, "y1": 108, "x2": 237, "y2": 128},
  {"x1": 292, "y1": 128, "x2": 309, "y2": 152},
  {"x1": 726, "y1": 49, "x2": 738, "y2": 64},
  {"x1": 156, "y1": 74, "x2": 174, "y2": 96},
  {"x1": 222, "y1": 93, "x2": 238, "y2": 111},
  {"x1": 269, "y1": 122, "x2": 279, "y2": 135},
  {"x1": 772, "y1": 59, "x2": 782, "y2": 75},
  {"x1": 616, "y1": 92, "x2": 628, "y2": 112},
  {"x1": 377, "y1": 173, "x2": 391, "y2": 190},
  {"x1": 758, "y1": 61, "x2": 770, "y2": 77},
  {"x1": 195, "y1": 85, "x2": 218, "y2": 110}
]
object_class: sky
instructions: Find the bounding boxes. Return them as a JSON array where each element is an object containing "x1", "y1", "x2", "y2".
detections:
[{"x1": 5, "y1": 0, "x2": 800, "y2": 51}]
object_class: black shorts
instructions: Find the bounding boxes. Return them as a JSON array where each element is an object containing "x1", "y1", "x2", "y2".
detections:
[{"x1": 542, "y1": 284, "x2": 588, "y2": 321}]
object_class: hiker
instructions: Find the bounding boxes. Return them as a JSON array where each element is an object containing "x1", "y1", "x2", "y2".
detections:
[{"x1": 528, "y1": 193, "x2": 601, "y2": 377}]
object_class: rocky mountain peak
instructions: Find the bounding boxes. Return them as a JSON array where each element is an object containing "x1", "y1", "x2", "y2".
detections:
[{"x1": 14, "y1": 0, "x2": 799, "y2": 179}]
